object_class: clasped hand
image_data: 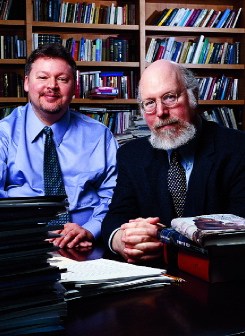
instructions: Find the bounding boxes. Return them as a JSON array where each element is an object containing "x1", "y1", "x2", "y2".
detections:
[{"x1": 112, "y1": 217, "x2": 164, "y2": 263}]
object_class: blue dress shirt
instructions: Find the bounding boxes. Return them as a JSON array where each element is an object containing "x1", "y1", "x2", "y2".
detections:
[{"x1": 0, "y1": 103, "x2": 118, "y2": 239}]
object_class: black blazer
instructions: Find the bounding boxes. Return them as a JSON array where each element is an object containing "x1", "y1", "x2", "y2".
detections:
[{"x1": 102, "y1": 120, "x2": 245, "y2": 244}]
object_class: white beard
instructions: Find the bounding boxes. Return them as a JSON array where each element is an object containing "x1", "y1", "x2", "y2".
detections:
[{"x1": 149, "y1": 119, "x2": 196, "y2": 150}]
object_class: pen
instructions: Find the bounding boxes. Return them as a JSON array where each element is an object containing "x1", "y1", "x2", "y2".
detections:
[{"x1": 155, "y1": 222, "x2": 166, "y2": 229}]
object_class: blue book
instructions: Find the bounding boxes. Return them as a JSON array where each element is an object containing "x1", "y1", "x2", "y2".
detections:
[
  {"x1": 215, "y1": 8, "x2": 231, "y2": 28},
  {"x1": 158, "y1": 228, "x2": 207, "y2": 255},
  {"x1": 178, "y1": 9, "x2": 192, "y2": 26},
  {"x1": 100, "y1": 71, "x2": 124, "y2": 77}
]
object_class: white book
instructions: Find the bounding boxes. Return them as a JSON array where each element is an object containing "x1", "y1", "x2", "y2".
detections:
[
  {"x1": 116, "y1": 6, "x2": 123, "y2": 25},
  {"x1": 145, "y1": 38, "x2": 156, "y2": 62},
  {"x1": 109, "y1": 3, "x2": 116, "y2": 24},
  {"x1": 220, "y1": 42, "x2": 228, "y2": 64},
  {"x1": 90, "y1": 3, "x2": 96, "y2": 24},
  {"x1": 193, "y1": 9, "x2": 208, "y2": 27},
  {"x1": 232, "y1": 78, "x2": 238, "y2": 100},
  {"x1": 210, "y1": 11, "x2": 221, "y2": 28},
  {"x1": 201, "y1": 9, "x2": 214, "y2": 27},
  {"x1": 192, "y1": 35, "x2": 205, "y2": 64},
  {"x1": 226, "y1": 108, "x2": 238, "y2": 129},
  {"x1": 169, "y1": 8, "x2": 186, "y2": 26},
  {"x1": 164, "y1": 37, "x2": 175, "y2": 60},
  {"x1": 219, "y1": 107, "x2": 230, "y2": 128},
  {"x1": 203, "y1": 77, "x2": 213, "y2": 100},
  {"x1": 32, "y1": 33, "x2": 38, "y2": 50},
  {"x1": 231, "y1": 8, "x2": 242, "y2": 28}
]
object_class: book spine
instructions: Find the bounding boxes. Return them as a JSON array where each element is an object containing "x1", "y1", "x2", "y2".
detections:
[{"x1": 177, "y1": 250, "x2": 210, "y2": 282}]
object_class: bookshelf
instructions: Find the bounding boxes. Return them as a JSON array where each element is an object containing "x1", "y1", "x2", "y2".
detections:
[
  {"x1": 144, "y1": 0, "x2": 245, "y2": 129},
  {"x1": 0, "y1": 0, "x2": 244, "y2": 130}
]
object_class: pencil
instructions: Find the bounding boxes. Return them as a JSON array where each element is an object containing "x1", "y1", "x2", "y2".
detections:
[{"x1": 155, "y1": 222, "x2": 166, "y2": 229}]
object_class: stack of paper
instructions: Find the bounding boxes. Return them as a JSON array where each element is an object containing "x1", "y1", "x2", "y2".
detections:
[
  {"x1": 0, "y1": 196, "x2": 68, "y2": 336},
  {"x1": 50, "y1": 257, "x2": 176, "y2": 301}
]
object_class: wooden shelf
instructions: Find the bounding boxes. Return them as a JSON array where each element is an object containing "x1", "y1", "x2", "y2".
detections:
[
  {"x1": 32, "y1": 22, "x2": 139, "y2": 31},
  {"x1": 199, "y1": 100, "x2": 244, "y2": 105},
  {"x1": 76, "y1": 61, "x2": 139, "y2": 67},
  {"x1": 0, "y1": 59, "x2": 26, "y2": 65},
  {"x1": 145, "y1": 26, "x2": 245, "y2": 34},
  {"x1": 72, "y1": 98, "x2": 137, "y2": 104}
]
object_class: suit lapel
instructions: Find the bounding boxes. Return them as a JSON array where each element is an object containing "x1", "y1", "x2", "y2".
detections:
[{"x1": 185, "y1": 121, "x2": 216, "y2": 216}]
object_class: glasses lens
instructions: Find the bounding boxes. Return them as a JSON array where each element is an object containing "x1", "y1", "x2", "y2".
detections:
[
  {"x1": 142, "y1": 99, "x2": 156, "y2": 113},
  {"x1": 162, "y1": 93, "x2": 177, "y2": 107},
  {"x1": 142, "y1": 93, "x2": 178, "y2": 114}
]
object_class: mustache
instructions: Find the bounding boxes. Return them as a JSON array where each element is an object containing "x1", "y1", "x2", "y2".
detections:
[
  {"x1": 153, "y1": 118, "x2": 180, "y2": 130},
  {"x1": 40, "y1": 90, "x2": 61, "y2": 97}
]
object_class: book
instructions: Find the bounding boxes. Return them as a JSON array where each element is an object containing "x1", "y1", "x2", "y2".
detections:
[
  {"x1": 177, "y1": 248, "x2": 245, "y2": 283},
  {"x1": 230, "y1": 7, "x2": 242, "y2": 28},
  {"x1": 193, "y1": 9, "x2": 208, "y2": 27},
  {"x1": 215, "y1": 8, "x2": 231, "y2": 28},
  {"x1": 169, "y1": 7, "x2": 186, "y2": 26},
  {"x1": 191, "y1": 34, "x2": 205, "y2": 64},
  {"x1": 154, "y1": 8, "x2": 168, "y2": 25},
  {"x1": 170, "y1": 214, "x2": 245, "y2": 248},
  {"x1": 157, "y1": 8, "x2": 174, "y2": 26},
  {"x1": 0, "y1": 196, "x2": 67, "y2": 334},
  {"x1": 201, "y1": 9, "x2": 215, "y2": 27}
]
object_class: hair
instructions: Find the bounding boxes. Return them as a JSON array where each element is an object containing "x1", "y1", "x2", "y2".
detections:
[
  {"x1": 25, "y1": 43, "x2": 77, "y2": 80},
  {"x1": 178, "y1": 64, "x2": 199, "y2": 109},
  {"x1": 137, "y1": 61, "x2": 199, "y2": 111}
]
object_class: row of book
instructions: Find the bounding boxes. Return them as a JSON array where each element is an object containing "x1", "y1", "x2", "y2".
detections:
[
  {"x1": 32, "y1": 34, "x2": 136, "y2": 63},
  {"x1": 0, "y1": 0, "x2": 12, "y2": 20},
  {"x1": 201, "y1": 107, "x2": 240, "y2": 130},
  {"x1": 0, "y1": 196, "x2": 67, "y2": 334},
  {"x1": 197, "y1": 75, "x2": 238, "y2": 101},
  {"x1": 33, "y1": 0, "x2": 136, "y2": 25},
  {"x1": 75, "y1": 70, "x2": 138, "y2": 100},
  {"x1": 152, "y1": 7, "x2": 242, "y2": 29},
  {"x1": 0, "y1": 35, "x2": 26, "y2": 59},
  {"x1": 0, "y1": 72, "x2": 25, "y2": 98},
  {"x1": 79, "y1": 105, "x2": 136, "y2": 135},
  {"x1": 146, "y1": 36, "x2": 240, "y2": 65}
]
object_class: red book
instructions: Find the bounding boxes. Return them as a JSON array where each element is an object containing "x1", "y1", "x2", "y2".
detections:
[{"x1": 177, "y1": 248, "x2": 245, "y2": 283}]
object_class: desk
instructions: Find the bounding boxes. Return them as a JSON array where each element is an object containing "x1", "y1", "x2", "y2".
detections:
[{"x1": 62, "y1": 246, "x2": 245, "y2": 336}]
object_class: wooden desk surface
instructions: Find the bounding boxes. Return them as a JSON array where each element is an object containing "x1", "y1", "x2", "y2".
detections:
[{"x1": 61, "y1": 246, "x2": 245, "y2": 336}]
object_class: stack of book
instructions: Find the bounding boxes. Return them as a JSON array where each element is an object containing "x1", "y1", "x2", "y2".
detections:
[
  {"x1": 0, "y1": 196, "x2": 68, "y2": 335},
  {"x1": 159, "y1": 214, "x2": 245, "y2": 283},
  {"x1": 49, "y1": 257, "x2": 179, "y2": 300}
]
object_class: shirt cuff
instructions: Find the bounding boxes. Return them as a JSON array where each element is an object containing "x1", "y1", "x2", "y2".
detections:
[{"x1": 108, "y1": 228, "x2": 121, "y2": 254}]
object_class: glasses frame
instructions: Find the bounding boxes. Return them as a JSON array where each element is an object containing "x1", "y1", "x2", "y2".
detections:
[{"x1": 140, "y1": 93, "x2": 179, "y2": 115}]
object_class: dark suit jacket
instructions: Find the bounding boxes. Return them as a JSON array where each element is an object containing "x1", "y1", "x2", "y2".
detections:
[{"x1": 102, "y1": 120, "x2": 245, "y2": 244}]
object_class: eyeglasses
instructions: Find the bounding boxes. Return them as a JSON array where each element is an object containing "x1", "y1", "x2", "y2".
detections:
[{"x1": 140, "y1": 93, "x2": 179, "y2": 114}]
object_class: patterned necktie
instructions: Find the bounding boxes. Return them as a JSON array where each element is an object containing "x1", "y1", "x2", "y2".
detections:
[
  {"x1": 43, "y1": 126, "x2": 70, "y2": 225},
  {"x1": 167, "y1": 150, "x2": 187, "y2": 217}
]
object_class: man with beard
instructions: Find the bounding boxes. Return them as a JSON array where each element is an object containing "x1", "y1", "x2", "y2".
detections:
[
  {"x1": 101, "y1": 59, "x2": 245, "y2": 263},
  {"x1": 0, "y1": 43, "x2": 118, "y2": 249}
]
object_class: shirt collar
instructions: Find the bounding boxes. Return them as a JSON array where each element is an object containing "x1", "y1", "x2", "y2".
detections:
[{"x1": 27, "y1": 103, "x2": 70, "y2": 146}]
